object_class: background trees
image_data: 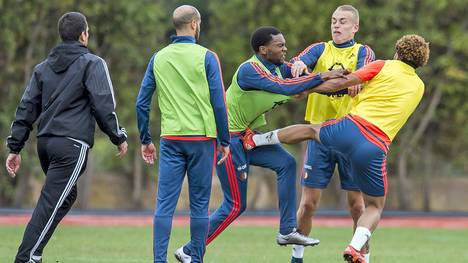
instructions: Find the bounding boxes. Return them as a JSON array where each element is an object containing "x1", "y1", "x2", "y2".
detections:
[{"x1": 0, "y1": 0, "x2": 466, "y2": 210}]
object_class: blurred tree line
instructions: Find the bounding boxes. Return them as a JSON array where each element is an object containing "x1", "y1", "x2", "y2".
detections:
[{"x1": 0, "y1": 0, "x2": 466, "y2": 210}]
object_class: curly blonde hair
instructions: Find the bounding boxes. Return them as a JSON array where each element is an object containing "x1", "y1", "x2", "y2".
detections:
[{"x1": 395, "y1": 35, "x2": 430, "y2": 68}]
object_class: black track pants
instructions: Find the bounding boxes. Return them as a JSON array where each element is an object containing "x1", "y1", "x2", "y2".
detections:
[{"x1": 14, "y1": 137, "x2": 89, "y2": 263}]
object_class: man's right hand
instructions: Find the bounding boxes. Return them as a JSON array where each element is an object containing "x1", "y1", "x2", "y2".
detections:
[
  {"x1": 291, "y1": 61, "x2": 308, "y2": 78},
  {"x1": 6, "y1": 153, "x2": 21, "y2": 178},
  {"x1": 141, "y1": 143, "x2": 157, "y2": 165},
  {"x1": 321, "y1": 69, "x2": 349, "y2": 81},
  {"x1": 217, "y1": 145, "x2": 230, "y2": 165}
]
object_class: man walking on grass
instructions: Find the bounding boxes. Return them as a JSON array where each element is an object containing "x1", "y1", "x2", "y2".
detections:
[{"x1": 6, "y1": 12, "x2": 128, "y2": 263}]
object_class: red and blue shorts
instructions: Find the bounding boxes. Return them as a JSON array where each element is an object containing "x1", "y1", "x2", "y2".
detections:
[{"x1": 319, "y1": 114, "x2": 391, "y2": 197}]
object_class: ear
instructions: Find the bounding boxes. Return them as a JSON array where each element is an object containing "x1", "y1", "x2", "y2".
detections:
[
  {"x1": 353, "y1": 23, "x2": 359, "y2": 34},
  {"x1": 191, "y1": 19, "x2": 198, "y2": 30},
  {"x1": 259, "y1": 45, "x2": 267, "y2": 56}
]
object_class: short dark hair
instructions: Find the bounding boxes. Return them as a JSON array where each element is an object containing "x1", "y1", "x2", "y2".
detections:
[
  {"x1": 58, "y1": 12, "x2": 88, "y2": 41},
  {"x1": 395, "y1": 34, "x2": 430, "y2": 68},
  {"x1": 250, "y1": 26, "x2": 282, "y2": 52}
]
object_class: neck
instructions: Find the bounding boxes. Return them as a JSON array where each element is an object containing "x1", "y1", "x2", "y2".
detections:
[
  {"x1": 176, "y1": 30, "x2": 194, "y2": 38},
  {"x1": 332, "y1": 38, "x2": 355, "y2": 48},
  {"x1": 255, "y1": 54, "x2": 277, "y2": 67}
]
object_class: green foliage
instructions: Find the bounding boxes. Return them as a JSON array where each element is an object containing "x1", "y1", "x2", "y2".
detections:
[{"x1": 0, "y1": 0, "x2": 466, "y2": 206}]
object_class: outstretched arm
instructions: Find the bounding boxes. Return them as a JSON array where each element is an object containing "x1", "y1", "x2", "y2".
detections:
[
  {"x1": 238, "y1": 62, "x2": 348, "y2": 96},
  {"x1": 310, "y1": 60, "x2": 386, "y2": 95},
  {"x1": 311, "y1": 74, "x2": 364, "y2": 94}
]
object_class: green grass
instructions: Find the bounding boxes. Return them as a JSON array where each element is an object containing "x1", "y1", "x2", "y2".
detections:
[{"x1": 1, "y1": 225, "x2": 467, "y2": 262}]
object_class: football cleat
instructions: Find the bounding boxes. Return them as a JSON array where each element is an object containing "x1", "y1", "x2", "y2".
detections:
[
  {"x1": 276, "y1": 229, "x2": 320, "y2": 246},
  {"x1": 241, "y1": 128, "x2": 256, "y2": 150},
  {"x1": 174, "y1": 246, "x2": 191, "y2": 263},
  {"x1": 343, "y1": 245, "x2": 366, "y2": 263}
]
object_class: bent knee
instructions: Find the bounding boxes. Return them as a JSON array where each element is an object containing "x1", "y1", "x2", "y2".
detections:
[{"x1": 281, "y1": 154, "x2": 296, "y2": 169}]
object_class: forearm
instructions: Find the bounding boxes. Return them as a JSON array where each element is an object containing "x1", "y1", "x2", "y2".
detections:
[
  {"x1": 7, "y1": 72, "x2": 42, "y2": 153},
  {"x1": 136, "y1": 102, "x2": 152, "y2": 145},
  {"x1": 239, "y1": 63, "x2": 324, "y2": 96},
  {"x1": 311, "y1": 73, "x2": 363, "y2": 94},
  {"x1": 277, "y1": 124, "x2": 320, "y2": 144},
  {"x1": 212, "y1": 104, "x2": 230, "y2": 146},
  {"x1": 94, "y1": 105, "x2": 127, "y2": 145},
  {"x1": 311, "y1": 78, "x2": 349, "y2": 93},
  {"x1": 7, "y1": 120, "x2": 32, "y2": 153}
]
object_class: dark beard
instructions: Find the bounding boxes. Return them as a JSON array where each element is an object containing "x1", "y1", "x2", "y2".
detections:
[{"x1": 195, "y1": 26, "x2": 200, "y2": 41}]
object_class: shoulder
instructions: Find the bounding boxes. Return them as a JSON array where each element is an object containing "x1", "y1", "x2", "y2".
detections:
[
  {"x1": 357, "y1": 44, "x2": 375, "y2": 54},
  {"x1": 205, "y1": 49, "x2": 220, "y2": 61},
  {"x1": 300, "y1": 41, "x2": 326, "y2": 54},
  {"x1": 35, "y1": 60, "x2": 48, "y2": 72},
  {"x1": 80, "y1": 53, "x2": 108, "y2": 68},
  {"x1": 305, "y1": 41, "x2": 326, "y2": 50},
  {"x1": 238, "y1": 61, "x2": 256, "y2": 74}
]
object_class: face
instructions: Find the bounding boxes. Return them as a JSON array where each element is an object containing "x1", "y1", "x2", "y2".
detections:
[
  {"x1": 80, "y1": 26, "x2": 89, "y2": 46},
  {"x1": 259, "y1": 34, "x2": 287, "y2": 65},
  {"x1": 331, "y1": 10, "x2": 359, "y2": 44}
]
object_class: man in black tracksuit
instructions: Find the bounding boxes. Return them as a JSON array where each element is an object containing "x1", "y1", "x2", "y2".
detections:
[{"x1": 5, "y1": 12, "x2": 128, "y2": 263}]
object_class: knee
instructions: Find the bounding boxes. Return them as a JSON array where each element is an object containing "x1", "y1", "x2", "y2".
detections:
[
  {"x1": 364, "y1": 196, "x2": 386, "y2": 213},
  {"x1": 64, "y1": 185, "x2": 78, "y2": 207},
  {"x1": 298, "y1": 199, "x2": 319, "y2": 217},
  {"x1": 280, "y1": 154, "x2": 296, "y2": 171},
  {"x1": 349, "y1": 201, "x2": 365, "y2": 218}
]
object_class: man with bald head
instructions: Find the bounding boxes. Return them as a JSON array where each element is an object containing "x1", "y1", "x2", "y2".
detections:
[{"x1": 136, "y1": 5, "x2": 230, "y2": 263}]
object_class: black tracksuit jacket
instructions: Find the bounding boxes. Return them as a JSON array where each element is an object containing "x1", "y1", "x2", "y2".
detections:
[{"x1": 7, "y1": 41, "x2": 127, "y2": 153}]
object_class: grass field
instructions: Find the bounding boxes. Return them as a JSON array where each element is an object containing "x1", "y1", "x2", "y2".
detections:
[{"x1": 1, "y1": 225, "x2": 467, "y2": 262}]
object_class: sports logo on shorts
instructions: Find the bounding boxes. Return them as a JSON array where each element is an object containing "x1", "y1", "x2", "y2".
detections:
[
  {"x1": 240, "y1": 172, "x2": 248, "y2": 181},
  {"x1": 237, "y1": 164, "x2": 247, "y2": 171}
]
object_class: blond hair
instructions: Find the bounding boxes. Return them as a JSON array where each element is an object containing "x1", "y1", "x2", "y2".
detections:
[{"x1": 335, "y1": 5, "x2": 359, "y2": 24}]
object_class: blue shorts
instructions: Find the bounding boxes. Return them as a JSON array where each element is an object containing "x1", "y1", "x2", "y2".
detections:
[
  {"x1": 301, "y1": 140, "x2": 360, "y2": 191},
  {"x1": 319, "y1": 115, "x2": 390, "y2": 197}
]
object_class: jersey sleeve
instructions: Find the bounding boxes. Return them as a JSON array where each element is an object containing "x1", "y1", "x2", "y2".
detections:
[
  {"x1": 205, "y1": 50, "x2": 230, "y2": 147},
  {"x1": 352, "y1": 60, "x2": 386, "y2": 81},
  {"x1": 290, "y1": 42, "x2": 325, "y2": 67},
  {"x1": 357, "y1": 45, "x2": 376, "y2": 69},
  {"x1": 136, "y1": 54, "x2": 157, "y2": 145},
  {"x1": 237, "y1": 62, "x2": 323, "y2": 96},
  {"x1": 7, "y1": 67, "x2": 42, "y2": 153}
]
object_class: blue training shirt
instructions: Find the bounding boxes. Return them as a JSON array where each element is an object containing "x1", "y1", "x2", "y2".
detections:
[{"x1": 237, "y1": 54, "x2": 324, "y2": 96}]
